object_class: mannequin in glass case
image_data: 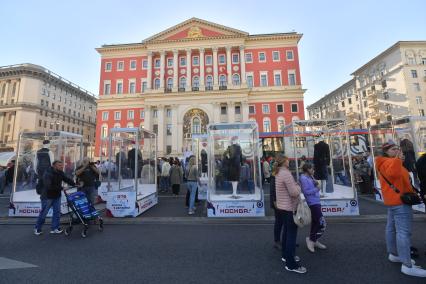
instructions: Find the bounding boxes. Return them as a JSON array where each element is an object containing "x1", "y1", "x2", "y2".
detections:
[
  {"x1": 313, "y1": 133, "x2": 333, "y2": 195},
  {"x1": 223, "y1": 137, "x2": 243, "y2": 198},
  {"x1": 34, "y1": 140, "x2": 54, "y2": 194},
  {"x1": 128, "y1": 142, "x2": 142, "y2": 178},
  {"x1": 201, "y1": 149, "x2": 208, "y2": 178}
]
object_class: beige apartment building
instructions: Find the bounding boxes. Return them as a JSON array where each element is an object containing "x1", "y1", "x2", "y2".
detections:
[
  {"x1": 308, "y1": 41, "x2": 426, "y2": 128},
  {"x1": 0, "y1": 64, "x2": 97, "y2": 151}
]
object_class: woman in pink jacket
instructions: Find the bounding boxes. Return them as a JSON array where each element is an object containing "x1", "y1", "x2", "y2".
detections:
[{"x1": 275, "y1": 154, "x2": 306, "y2": 274}]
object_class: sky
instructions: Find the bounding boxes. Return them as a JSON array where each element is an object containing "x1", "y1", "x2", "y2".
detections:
[{"x1": 1, "y1": 0, "x2": 425, "y2": 108}]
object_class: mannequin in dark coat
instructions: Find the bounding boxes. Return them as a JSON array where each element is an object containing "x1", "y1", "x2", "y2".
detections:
[
  {"x1": 415, "y1": 153, "x2": 426, "y2": 204},
  {"x1": 201, "y1": 149, "x2": 208, "y2": 174},
  {"x1": 223, "y1": 143, "x2": 243, "y2": 181},
  {"x1": 128, "y1": 146, "x2": 142, "y2": 178},
  {"x1": 313, "y1": 140, "x2": 330, "y2": 180}
]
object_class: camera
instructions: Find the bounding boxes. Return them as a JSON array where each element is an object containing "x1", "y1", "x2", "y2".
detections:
[{"x1": 89, "y1": 162, "x2": 95, "y2": 166}]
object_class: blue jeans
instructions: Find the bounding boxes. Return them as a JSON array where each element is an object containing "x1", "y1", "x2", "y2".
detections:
[
  {"x1": 186, "y1": 181, "x2": 198, "y2": 211},
  {"x1": 386, "y1": 204, "x2": 413, "y2": 267},
  {"x1": 35, "y1": 197, "x2": 61, "y2": 231},
  {"x1": 160, "y1": 176, "x2": 169, "y2": 191},
  {"x1": 281, "y1": 210, "x2": 299, "y2": 269},
  {"x1": 274, "y1": 209, "x2": 285, "y2": 242}
]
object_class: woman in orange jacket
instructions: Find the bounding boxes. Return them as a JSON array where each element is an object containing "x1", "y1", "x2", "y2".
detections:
[{"x1": 375, "y1": 141, "x2": 426, "y2": 278}]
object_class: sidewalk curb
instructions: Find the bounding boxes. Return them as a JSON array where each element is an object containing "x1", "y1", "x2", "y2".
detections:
[{"x1": 1, "y1": 214, "x2": 425, "y2": 225}]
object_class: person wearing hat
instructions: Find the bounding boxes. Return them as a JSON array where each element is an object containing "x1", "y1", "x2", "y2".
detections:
[{"x1": 375, "y1": 140, "x2": 426, "y2": 277}]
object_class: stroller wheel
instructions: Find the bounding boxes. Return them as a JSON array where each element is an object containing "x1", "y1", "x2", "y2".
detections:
[
  {"x1": 98, "y1": 219, "x2": 104, "y2": 232},
  {"x1": 64, "y1": 226, "x2": 72, "y2": 236},
  {"x1": 81, "y1": 229, "x2": 87, "y2": 238}
]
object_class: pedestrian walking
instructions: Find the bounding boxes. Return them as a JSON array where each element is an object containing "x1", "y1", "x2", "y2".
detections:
[
  {"x1": 186, "y1": 156, "x2": 199, "y2": 215},
  {"x1": 275, "y1": 154, "x2": 306, "y2": 274},
  {"x1": 160, "y1": 158, "x2": 171, "y2": 193},
  {"x1": 376, "y1": 141, "x2": 426, "y2": 277},
  {"x1": 34, "y1": 160, "x2": 75, "y2": 235},
  {"x1": 299, "y1": 163, "x2": 327, "y2": 253},
  {"x1": 270, "y1": 161, "x2": 283, "y2": 250},
  {"x1": 76, "y1": 157, "x2": 100, "y2": 205},
  {"x1": 170, "y1": 159, "x2": 183, "y2": 196}
]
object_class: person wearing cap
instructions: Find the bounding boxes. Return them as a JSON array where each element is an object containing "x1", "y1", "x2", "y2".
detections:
[{"x1": 375, "y1": 140, "x2": 426, "y2": 277}]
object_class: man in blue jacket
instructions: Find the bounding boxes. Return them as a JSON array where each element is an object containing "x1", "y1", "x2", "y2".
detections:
[{"x1": 34, "y1": 160, "x2": 75, "y2": 235}]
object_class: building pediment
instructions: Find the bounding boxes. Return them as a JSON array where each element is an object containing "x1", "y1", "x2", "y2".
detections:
[{"x1": 143, "y1": 17, "x2": 248, "y2": 43}]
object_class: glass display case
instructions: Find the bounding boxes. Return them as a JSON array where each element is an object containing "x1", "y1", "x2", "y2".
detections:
[
  {"x1": 192, "y1": 134, "x2": 208, "y2": 200},
  {"x1": 9, "y1": 131, "x2": 83, "y2": 217},
  {"x1": 105, "y1": 127, "x2": 157, "y2": 217},
  {"x1": 285, "y1": 119, "x2": 359, "y2": 216},
  {"x1": 207, "y1": 122, "x2": 264, "y2": 217},
  {"x1": 369, "y1": 116, "x2": 426, "y2": 212}
]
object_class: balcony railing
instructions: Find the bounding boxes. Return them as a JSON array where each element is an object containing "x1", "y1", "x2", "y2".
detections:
[
  {"x1": 192, "y1": 87, "x2": 199, "y2": 92},
  {"x1": 219, "y1": 85, "x2": 227, "y2": 90},
  {"x1": 164, "y1": 88, "x2": 172, "y2": 93},
  {"x1": 178, "y1": 87, "x2": 185, "y2": 92},
  {"x1": 205, "y1": 86, "x2": 213, "y2": 91}
]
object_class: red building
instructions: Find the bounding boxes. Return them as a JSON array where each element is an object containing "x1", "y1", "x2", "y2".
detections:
[{"x1": 95, "y1": 18, "x2": 305, "y2": 157}]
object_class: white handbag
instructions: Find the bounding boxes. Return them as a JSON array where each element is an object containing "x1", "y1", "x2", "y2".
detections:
[{"x1": 293, "y1": 195, "x2": 312, "y2": 228}]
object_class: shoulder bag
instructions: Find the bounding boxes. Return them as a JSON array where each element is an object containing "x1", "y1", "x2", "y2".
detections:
[
  {"x1": 378, "y1": 170, "x2": 422, "y2": 205},
  {"x1": 293, "y1": 194, "x2": 311, "y2": 228}
]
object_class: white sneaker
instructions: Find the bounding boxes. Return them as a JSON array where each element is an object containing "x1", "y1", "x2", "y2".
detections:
[
  {"x1": 188, "y1": 211, "x2": 194, "y2": 215},
  {"x1": 281, "y1": 256, "x2": 300, "y2": 262},
  {"x1": 285, "y1": 265, "x2": 307, "y2": 274},
  {"x1": 34, "y1": 228, "x2": 42, "y2": 236},
  {"x1": 315, "y1": 241, "x2": 327, "y2": 250},
  {"x1": 50, "y1": 228, "x2": 63, "y2": 234},
  {"x1": 306, "y1": 237, "x2": 315, "y2": 253},
  {"x1": 388, "y1": 254, "x2": 416, "y2": 265},
  {"x1": 401, "y1": 264, "x2": 426, "y2": 277}
]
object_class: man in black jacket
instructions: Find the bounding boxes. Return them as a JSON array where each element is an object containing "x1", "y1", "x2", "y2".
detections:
[{"x1": 34, "y1": 160, "x2": 75, "y2": 235}]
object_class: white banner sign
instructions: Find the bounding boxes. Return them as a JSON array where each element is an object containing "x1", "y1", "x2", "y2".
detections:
[
  {"x1": 136, "y1": 194, "x2": 158, "y2": 215},
  {"x1": 320, "y1": 199, "x2": 359, "y2": 216},
  {"x1": 107, "y1": 191, "x2": 136, "y2": 217},
  {"x1": 207, "y1": 200, "x2": 265, "y2": 217}
]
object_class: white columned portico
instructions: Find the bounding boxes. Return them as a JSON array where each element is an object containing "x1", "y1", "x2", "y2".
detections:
[
  {"x1": 177, "y1": 120, "x2": 184, "y2": 153},
  {"x1": 186, "y1": 49, "x2": 192, "y2": 91},
  {"x1": 144, "y1": 105, "x2": 151, "y2": 131},
  {"x1": 242, "y1": 101, "x2": 249, "y2": 121},
  {"x1": 157, "y1": 105, "x2": 165, "y2": 156},
  {"x1": 239, "y1": 46, "x2": 246, "y2": 85},
  {"x1": 173, "y1": 50, "x2": 178, "y2": 92},
  {"x1": 213, "y1": 102, "x2": 221, "y2": 123},
  {"x1": 147, "y1": 52, "x2": 153, "y2": 90},
  {"x1": 226, "y1": 46, "x2": 232, "y2": 87},
  {"x1": 171, "y1": 104, "x2": 178, "y2": 154},
  {"x1": 212, "y1": 47, "x2": 219, "y2": 90},
  {"x1": 159, "y1": 51, "x2": 165, "y2": 89},
  {"x1": 228, "y1": 101, "x2": 235, "y2": 123},
  {"x1": 199, "y1": 48, "x2": 205, "y2": 90}
]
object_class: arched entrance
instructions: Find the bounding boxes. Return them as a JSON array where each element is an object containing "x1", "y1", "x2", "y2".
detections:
[{"x1": 182, "y1": 108, "x2": 209, "y2": 152}]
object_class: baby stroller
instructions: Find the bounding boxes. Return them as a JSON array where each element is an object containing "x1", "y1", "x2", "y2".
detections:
[{"x1": 63, "y1": 189, "x2": 104, "y2": 238}]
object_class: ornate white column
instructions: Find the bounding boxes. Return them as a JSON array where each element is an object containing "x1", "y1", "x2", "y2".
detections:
[
  {"x1": 157, "y1": 105, "x2": 165, "y2": 156},
  {"x1": 228, "y1": 101, "x2": 235, "y2": 123},
  {"x1": 171, "y1": 104, "x2": 178, "y2": 154},
  {"x1": 147, "y1": 52, "x2": 153, "y2": 90},
  {"x1": 173, "y1": 49, "x2": 178, "y2": 92},
  {"x1": 213, "y1": 47, "x2": 219, "y2": 90},
  {"x1": 159, "y1": 51, "x2": 165, "y2": 89},
  {"x1": 226, "y1": 46, "x2": 232, "y2": 87},
  {"x1": 177, "y1": 121, "x2": 183, "y2": 154},
  {"x1": 242, "y1": 101, "x2": 249, "y2": 121},
  {"x1": 239, "y1": 46, "x2": 246, "y2": 86},
  {"x1": 213, "y1": 102, "x2": 221, "y2": 123},
  {"x1": 144, "y1": 105, "x2": 151, "y2": 131},
  {"x1": 199, "y1": 48, "x2": 205, "y2": 90},
  {"x1": 186, "y1": 49, "x2": 192, "y2": 91}
]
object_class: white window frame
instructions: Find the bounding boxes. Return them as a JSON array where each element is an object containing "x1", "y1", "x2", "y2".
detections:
[
  {"x1": 167, "y1": 58, "x2": 173, "y2": 68},
  {"x1": 232, "y1": 74, "x2": 241, "y2": 86},
  {"x1": 273, "y1": 71, "x2": 282, "y2": 86},
  {"x1": 288, "y1": 70, "x2": 296, "y2": 86},
  {"x1": 218, "y1": 54, "x2": 226, "y2": 65},
  {"x1": 277, "y1": 117, "x2": 285, "y2": 131},
  {"x1": 262, "y1": 104, "x2": 270, "y2": 114},
  {"x1": 219, "y1": 75, "x2": 227, "y2": 86},
  {"x1": 116, "y1": 80, "x2": 123, "y2": 94},
  {"x1": 154, "y1": 58, "x2": 160, "y2": 69},
  {"x1": 276, "y1": 104, "x2": 284, "y2": 113},
  {"x1": 263, "y1": 118, "x2": 271, "y2": 132},
  {"x1": 105, "y1": 62, "x2": 112, "y2": 72},
  {"x1": 260, "y1": 71, "x2": 268, "y2": 87},
  {"x1": 249, "y1": 105, "x2": 255, "y2": 114},
  {"x1": 127, "y1": 110, "x2": 134, "y2": 120},
  {"x1": 232, "y1": 53, "x2": 239, "y2": 64},
  {"x1": 272, "y1": 51, "x2": 280, "y2": 62},
  {"x1": 141, "y1": 79, "x2": 147, "y2": 93},
  {"x1": 103, "y1": 80, "x2": 111, "y2": 95},
  {"x1": 413, "y1": 83, "x2": 421, "y2": 92},
  {"x1": 142, "y1": 59, "x2": 148, "y2": 69},
  {"x1": 114, "y1": 111, "x2": 121, "y2": 120},
  {"x1": 140, "y1": 110, "x2": 145, "y2": 119},
  {"x1": 102, "y1": 111, "x2": 109, "y2": 121},
  {"x1": 411, "y1": 70, "x2": 418, "y2": 78},
  {"x1": 167, "y1": 77, "x2": 173, "y2": 89},
  {"x1": 154, "y1": 78, "x2": 160, "y2": 90},
  {"x1": 129, "y1": 79, "x2": 136, "y2": 94},
  {"x1": 117, "y1": 61, "x2": 124, "y2": 71},
  {"x1": 179, "y1": 57, "x2": 186, "y2": 67},
  {"x1": 291, "y1": 103, "x2": 299, "y2": 113},
  {"x1": 179, "y1": 77, "x2": 187, "y2": 89},
  {"x1": 101, "y1": 124, "x2": 108, "y2": 138},
  {"x1": 258, "y1": 52, "x2": 266, "y2": 62},
  {"x1": 205, "y1": 55, "x2": 212, "y2": 65},
  {"x1": 246, "y1": 72, "x2": 254, "y2": 88},
  {"x1": 245, "y1": 52, "x2": 253, "y2": 63},
  {"x1": 286, "y1": 50, "x2": 294, "y2": 61},
  {"x1": 130, "y1": 60, "x2": 137, "y2": 70},
  {"x1": 166, "y1": 109, "x2": 172, "y2": 117},
  {"x1": 206, "y1": 75, "x2": 213, "y2": 87},
  {"x1": 192, "y1": 56, "x2": 199, "y2": 66}
]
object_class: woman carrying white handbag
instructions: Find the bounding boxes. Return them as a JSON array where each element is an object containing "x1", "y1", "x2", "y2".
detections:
[
  {"x1": 300, "y1": 163, "x2": 327, "y2": 253},
  {"x1": 275, "y1": 154, "x2": 307, "y2": 274}
]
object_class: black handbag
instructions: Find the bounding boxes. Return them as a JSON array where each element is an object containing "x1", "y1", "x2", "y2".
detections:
[{"x1": 378, "y1": 170, "x2": 422, "y2": 206}]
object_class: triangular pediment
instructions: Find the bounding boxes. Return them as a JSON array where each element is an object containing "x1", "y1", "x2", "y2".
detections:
[{"x1": 143, "y1": 17, "x2": 248, "y2": 43}]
